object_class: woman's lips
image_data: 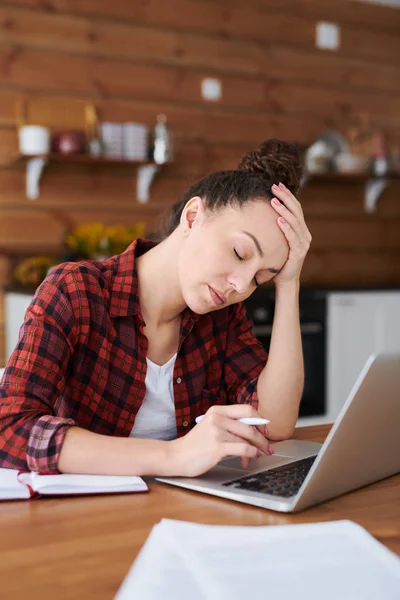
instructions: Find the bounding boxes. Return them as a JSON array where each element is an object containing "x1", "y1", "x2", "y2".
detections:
[{"x1": 209, "y1": 286, "x2": 225, "y2": 305}]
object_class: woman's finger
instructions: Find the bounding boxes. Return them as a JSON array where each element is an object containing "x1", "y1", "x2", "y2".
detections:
[
  {"x1": 221, "y1": 416, "x2": 271, "y2": 455},
  {"x1": 272, "y1": 183, "x2": 303, "y2": 216},
  {"x1": 241, "y1": 457, "x2": 251, "y2": 469},
  {"x1": 271, "y1": 198, "x2": 311, "y2": 244},
  {"x1": 222, "y1": 441, "x2": 261, "y2": 462},
  {"x1": 256, "y1": 423, "x2": 269, "y2": 438},
  {"x1": 277, "y1": 218, "x2": 306, "y2": 256},
  {"x1": 271, "y1": 183, "x2": 312, "y2": 244},
  {"x1": 220, "y1": 429, "x2": 265, "y2": 466}
]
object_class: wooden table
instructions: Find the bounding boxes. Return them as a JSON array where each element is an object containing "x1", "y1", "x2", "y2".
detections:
[{"x1": 1, "y1": 425, "x2": 399, "y2": 600}]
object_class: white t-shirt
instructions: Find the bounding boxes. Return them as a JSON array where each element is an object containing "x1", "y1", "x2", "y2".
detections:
[{"x1": 129, "y1": 354, "x2": 177, "y2": 440}]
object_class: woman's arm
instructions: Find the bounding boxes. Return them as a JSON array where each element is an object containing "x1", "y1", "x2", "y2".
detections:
[
  {"x1": 257, "y1": 182, "x2": 312, "y2": 439},
  {"x1": 58, "y1": 403, "x2": 272, "y2": 477},
  {"x1": 58, "y1": 426, "x2": 174, "y2": 476},
  {"x1": 256, "y1": 281, "x2": 303, "y2": 439}
]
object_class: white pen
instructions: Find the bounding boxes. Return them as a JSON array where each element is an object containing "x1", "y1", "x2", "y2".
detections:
[{"x1": 195, "y1": 415, "x2": 270, "y2": 426}]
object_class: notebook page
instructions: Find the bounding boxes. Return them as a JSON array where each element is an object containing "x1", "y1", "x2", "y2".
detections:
[
  {"x1": 18, "y1": 472, "x2": 148, "y2": 495},
  {"x1": 0, "y1": 468, "x2": 31, "y2": 499},
  {"x1": 114, "y1": 523, "x2": 205, "y2": 600},
  {"x1": 169, "y1": 519, "x2": 400, "y2": 600}
]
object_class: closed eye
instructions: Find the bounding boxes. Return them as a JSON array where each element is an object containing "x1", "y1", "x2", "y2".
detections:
[
  {"x1": 233, "y1": 248, "x2": 244, "y2": 262},
  {"x1": 233, "y1": 248, "x2": 259, "y2": 287}
]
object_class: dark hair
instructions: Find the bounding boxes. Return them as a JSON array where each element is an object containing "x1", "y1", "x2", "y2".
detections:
[{"x1": 163, "y1": 139, "x2": 303, "y2": 236}]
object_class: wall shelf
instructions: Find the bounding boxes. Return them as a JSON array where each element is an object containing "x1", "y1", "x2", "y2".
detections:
[
  {"x1": 12, "y1": 153, "x2": 160, "y2": 203},
  {"x1": 303, "y1": 172, "x2": 400, "y2": 213}
]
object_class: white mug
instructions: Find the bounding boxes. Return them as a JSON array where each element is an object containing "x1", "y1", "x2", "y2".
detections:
[{"x1": 18, "y1": 125, "x2": 50, "y2": 156}]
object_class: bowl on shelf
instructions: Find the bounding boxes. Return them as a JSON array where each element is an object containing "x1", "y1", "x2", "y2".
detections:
[
  {"x1": 52, "y1": 130, "x2": 86, "y2": 155},
  {"x1": 334, "y1": 152, "x2": 370, "y2": 175}
]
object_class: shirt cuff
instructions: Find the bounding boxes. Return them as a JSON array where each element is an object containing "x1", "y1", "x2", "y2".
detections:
[{"x1": 26, "y1": 415, "x2": 76, "y2": 474}]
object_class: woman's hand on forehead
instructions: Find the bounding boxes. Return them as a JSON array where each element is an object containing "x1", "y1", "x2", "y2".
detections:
[{"x1": 269, "y1": 182, "x2": 312, "y2": 286}]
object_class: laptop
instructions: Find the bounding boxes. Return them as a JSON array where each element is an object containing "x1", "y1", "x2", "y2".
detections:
[{"x1": 156, "y1": 353, "x2": 400, "y2": 512}]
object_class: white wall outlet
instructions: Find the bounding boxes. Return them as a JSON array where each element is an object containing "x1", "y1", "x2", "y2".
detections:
[
  {"x1": 201, "y1": 78, "x2": 222, "y2": 101},
  {"x1": 316, "y1": 22, "x2": 340, "y2": 50}
]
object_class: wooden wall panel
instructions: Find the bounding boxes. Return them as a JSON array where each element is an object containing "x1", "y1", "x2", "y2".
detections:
[
  {"x1": 234, "y1": 0, "x2": 400, "y2": 37},
  {"x1": 0, "y1": 8, "x2": 270, "y2": 76},
  {"x1": 1, "y1": 0, "x2": 232, "y2": 36},
  {"x1": 1, "y1": 37, "x2": 399, "y2": 99},
  {"x1": 299, "y1": 182, "x2": 400, "y2": 218},
  {"x1": 302, "y1": 250, "x2": 400, "y2": 287},
  {"x1": 0, "y1": 0, "x2": 399, "y2": 365},
  {"x1": 309, "y1": 219, "x2": 400, "y2": 250},
  {"x1": 3, "y1": 1, "x2": 400, "y2": 64},
  {"x1": 0, "y1": 127, "x2": 18, "y2": 163}
]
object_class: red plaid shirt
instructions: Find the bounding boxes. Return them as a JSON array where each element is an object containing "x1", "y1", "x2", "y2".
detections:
[{"x1": 0, "y1": 239, "x2": 267, "y2": 474}]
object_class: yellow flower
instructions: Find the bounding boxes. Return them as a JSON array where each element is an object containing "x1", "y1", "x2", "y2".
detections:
[{"x1": 66, "y1": 222, "x2": 146, "y2": 258}]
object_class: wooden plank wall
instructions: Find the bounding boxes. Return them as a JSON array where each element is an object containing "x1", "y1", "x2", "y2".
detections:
[{"x1": 0, "y1": 0, "x2": 400, "y2": 364}]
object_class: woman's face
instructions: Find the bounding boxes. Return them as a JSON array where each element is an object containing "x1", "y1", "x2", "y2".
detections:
[{"x1": 178, "y1": 197, "x2": 289, "y2": 314}]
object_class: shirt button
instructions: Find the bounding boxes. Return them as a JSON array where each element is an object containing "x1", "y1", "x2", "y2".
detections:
[
  {"x1": 176, "y1": 377, "x2": 182, "y2": 384},
  {"x1": 182, "y1": 421, "x2": 189, "y2": 427}
]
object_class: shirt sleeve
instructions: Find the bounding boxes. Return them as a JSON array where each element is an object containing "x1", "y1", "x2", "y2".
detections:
[
  {"x1": 0, "y1": 275, "x2": 79, "y2": 474},
  {"x1": 223, "y1": 301, "x2": 268, "y2": 409}
]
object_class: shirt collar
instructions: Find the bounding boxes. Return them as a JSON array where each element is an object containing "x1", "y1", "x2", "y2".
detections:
[{"x1": 107, "y1": 238, "x2": 201, "y2": 326}]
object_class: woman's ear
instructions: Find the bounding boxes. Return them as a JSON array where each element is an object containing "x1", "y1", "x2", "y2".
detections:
[{"x1": 181, "y1": 196, "x2": 205, "y2": 233}]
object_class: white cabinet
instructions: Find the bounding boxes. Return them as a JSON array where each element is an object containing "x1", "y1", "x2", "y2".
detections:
[
  {"x1": 376, "y1": 294, "x2": 400, "y2": 352},
  {"x1": 5, "y1": 292, "x2": 33, "y2": 362},
  {"x1": 327, "y1": 291, "x2": 400, "y2": 422}
]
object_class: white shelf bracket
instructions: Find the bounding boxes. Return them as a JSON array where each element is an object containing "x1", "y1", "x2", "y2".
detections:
[
  {"x1": 137, "y1": 164, "x2": 159, "y2": 204},
  {"x1": 26, "y1": 157, "x2": 47, "y2": 200},
  {"x1": 365, "y1": 178, "x2": 389, "y2": 213}
]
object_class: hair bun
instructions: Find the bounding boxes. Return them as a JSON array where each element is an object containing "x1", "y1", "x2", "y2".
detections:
[{"x1": 237, "y1": 139, "x2": 303, "y2": 194}]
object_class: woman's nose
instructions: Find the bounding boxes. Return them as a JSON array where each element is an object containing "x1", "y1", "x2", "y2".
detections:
[{"x1": 228, "y1": 274, "x2": 252, "y2": 295}]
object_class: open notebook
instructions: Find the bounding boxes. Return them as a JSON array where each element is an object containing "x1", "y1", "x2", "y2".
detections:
[
  {"x1": 0, "y1": 467, "x2": 148, "y2": 500},
  {"x1": 115, "y1": 519, "x2": 400, "y2": 600}
]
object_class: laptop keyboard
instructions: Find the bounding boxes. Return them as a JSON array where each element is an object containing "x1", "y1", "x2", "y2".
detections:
[{"x1": 221, "y1": 455, "x2": 317, "y2": 498}]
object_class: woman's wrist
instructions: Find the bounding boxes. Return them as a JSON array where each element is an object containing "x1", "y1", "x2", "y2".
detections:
[
  {"x1": 270, "y1": 278, "x2": 301, "y2": 327},
  {"x1": 274, "y1": 278, "x2": 300, "y2": 298},
  {"x1": 161, "y1": 437, "x2": 185, "y2": 476}
]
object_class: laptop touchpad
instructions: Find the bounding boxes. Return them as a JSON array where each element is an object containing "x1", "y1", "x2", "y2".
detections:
[{"x1": 219, "y1": 455, "x2": 292, "y2": 471}]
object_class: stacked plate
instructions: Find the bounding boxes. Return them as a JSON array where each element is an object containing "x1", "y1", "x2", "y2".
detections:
[
  {"x1": 122, "y1": 123, "x2": 149, "y2": 161},
  {"x1": 100, "y1": 122, "x2": 124, "y2": 159}
]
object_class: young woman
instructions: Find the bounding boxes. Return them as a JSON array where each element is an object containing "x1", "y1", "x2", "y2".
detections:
[{"x1": 0, "y1": 139, "x2": 311, "y2": 477}]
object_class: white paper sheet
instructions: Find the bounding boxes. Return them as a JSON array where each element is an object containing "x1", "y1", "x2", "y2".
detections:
[
  {"x1": 115, "y1": 519, "x2": 400, "y2": 600},
  {"x1": 116, "y1": 524, "x2": 204, "y2": 600}
]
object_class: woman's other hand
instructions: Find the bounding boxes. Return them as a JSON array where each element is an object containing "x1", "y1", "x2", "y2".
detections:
[{"x1": 168, "y1": 405, "x2": 272, "y2": 478}]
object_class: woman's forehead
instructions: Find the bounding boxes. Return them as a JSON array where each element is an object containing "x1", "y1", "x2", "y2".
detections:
[{"x1": 211, "y1": 200, "x2": 278, "y2": 231}]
